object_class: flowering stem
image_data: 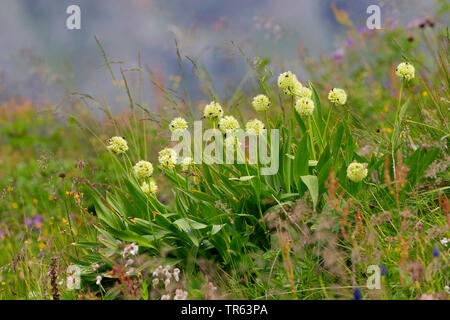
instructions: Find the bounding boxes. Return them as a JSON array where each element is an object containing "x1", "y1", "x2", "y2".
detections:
[
  {"x1": 392, "y1": 81, "x2": 404, "y2": 147},
  {"x1": 307, "y1": 117, "x2": 317, "y2": 160},
  {"x1": 324, "y1": 105, "x2": 332, "y2": 140},
  {"x1": 265, "y1": 110, "x2": 271, "y2": 141}
]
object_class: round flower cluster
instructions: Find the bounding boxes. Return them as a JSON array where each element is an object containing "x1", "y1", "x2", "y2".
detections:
[
  {"x1": 218, "y1": 115, "x2": 240, "y2": 133},
  {"x1": 245, "y1": 119, "x2": 266, "y2": 136},
  {"x1": 295, "y1": 97, "x2": 315, "y2": 116},
  {"x1": 277, "y1": 71, "x2": 301, "y2": 95},
  {"x1": 346, "y1": 162, "x2": 368, "y2": 182},
  {"x1": 395, "y1": 62, "x2": 415, "y2": 80},
  {"x1": 158, "y1": 148, "x2": 177, "y2": 170},
  {"x1": 181, "y1": 157, "x2": 193, "y2": 171},
  {"x1": 295, "y1": 86, "x2": 312, "y2": 99},
  {"x1": 203, "y1": 101, "x2": 224, "y2": 120},
  {"x1": 107, "y1": 136, "x2": 128, "y2": 154},
  {"x1": 328, "y1": 88, "x2": 347, "y2": 105},
  {"x1": 252, "y1": 94, "x2": 270, "y2": 111},
  {"x1": 141, "y1": 181, "x2": 158, "y2": 195},
  {"x1": 169, "y1": 117, "x2": 188, "y2": 134},
  {"x1": 133, "y1": 160, "x2": 153, "y2": 180}
]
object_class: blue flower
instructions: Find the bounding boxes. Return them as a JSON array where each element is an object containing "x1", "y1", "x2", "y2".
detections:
[
  {"x1": 353, "y1": 288, "x2": 362, "y2": 300},
  {"x1": 432, "y1": 245, "x2": 440, "y2": 257},
  {"x1": 381, "y1": 264, "x2": 387, "y2": 276}
]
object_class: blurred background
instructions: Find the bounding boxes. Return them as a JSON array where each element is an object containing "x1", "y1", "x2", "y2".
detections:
[{"x1": 0, "y1": 0, "x2": 439, "y2": 109}]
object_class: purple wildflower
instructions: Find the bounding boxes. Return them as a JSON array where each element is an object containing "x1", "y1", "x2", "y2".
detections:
[
  {"x1": 346, "y1": 38, "x2": 354, "y2": 47},
  {"x1": 25, "y1": 216, "x2": 32, "y2": 228},
  {"x1": 33, "y1": 215, "x2": 43, "y2": 229},
  {"x1": 353, "y1": 288, "x2": 362, "y2": 300},
  {"x1": 432, "y1": 245, "x2": 440, "y2": 257},
  {"x1": 381, "y1": 264, "x2": 387, "y2": 276},
  {"x1": 332, "y1": 47, "x2": 345, "y2": 62}
]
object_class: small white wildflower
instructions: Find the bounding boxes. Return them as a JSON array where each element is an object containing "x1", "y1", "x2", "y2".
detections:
[
  {"x1": 440, "y1": 238, "x2": 449, "y2": 246},
  {"x1": 153, "y1": 265, "x2": 163, "y2": 277},
  {"x1": 96, "y1": 275, "x2": 102, "y2": 285},
  {"x1": 173, "y1": 268, "x2": 180, "y2": 282},
  {"x1": 164, "y1": 278, "x2": 171, "y2": 288},
  {"x1": 174, "y1": 289, "x2": 188, "y2": 300},
  {"x1": 164, "y1": 265, "x2": 172, "y2": 272},
  {"x1": 208, "y1": 282, "x2": 217, "y2": 291},
  {"x1": 125, "y1": 259, "x2": 134, "y2": 267},
  {"x1": 161, "y1": 294, "x2": 170, "y2": 300},
  {"x1": 152, "y1": 278, "x2": 159, "y2": 287},
  {"x1": 444, "y1": 285, "x2": 450, "y2": 294},
  {"x1": 122, "y1": 243, "x2": 139, "y2": 257}
]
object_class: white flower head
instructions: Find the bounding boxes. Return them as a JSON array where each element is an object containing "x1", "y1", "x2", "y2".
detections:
[
  {"x1": 252, "y1": 94, "x2": 270, "y2": 111},
  {"x1": 295, "y1": 97, "x2": 315, "y2": 116},
  {"x1": 204, "y1": 101, "x2": 224, "y2": 120},
  {"x1": 395, "y1": 62, "x2": 415, "y2": 80},
  {"x1": 278, "y1": 71, "x2": 302, "y2": 95},
  {"x1": 328, "y1": 88, "x2": 347, "y2": 105},
  {"x1": 107, "y1": 136, "x2": 128, "y2": 154},
  {"x1": 295, "y1": 86, "x2": 312, "y2": 99},
  {"x1": 218, "y1": 115, "x2": 240, "y2": 133},
  {"x1": 133, "y1": 160, "x2": 154, "y2": 180},
  {"x1": 169, "y1": 117, "x2": 188, "y2": 134},
  {"x1": 141, "y1": 181, "x2": 158, "y2": 195},
  {"x1": 158, "y1": 148, "x2": 178, "y2": 170},
  {"x1": 347, "y1": 162, "x2": 368, "y2": 182},
  {"x1": 245, "y1": 119, "x2": 266, "y2": 136}
]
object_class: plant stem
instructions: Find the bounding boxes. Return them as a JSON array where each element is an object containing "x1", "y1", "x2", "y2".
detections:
[{"x1": 307, "y1": 117, "x2": 317, "y2": 160}]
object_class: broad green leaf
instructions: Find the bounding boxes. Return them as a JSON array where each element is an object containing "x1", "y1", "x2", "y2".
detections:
[
  {"x1": 300, "y1": 175, "x2": 319, "y2": 211},
  {"x1": 174, "y1": 218, "x2": 208, "y2": 230}
]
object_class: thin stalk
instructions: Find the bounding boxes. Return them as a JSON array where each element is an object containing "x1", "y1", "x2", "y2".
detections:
[{"x1": 307, "y1": 117, "x2": 317, "y2": 160}]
